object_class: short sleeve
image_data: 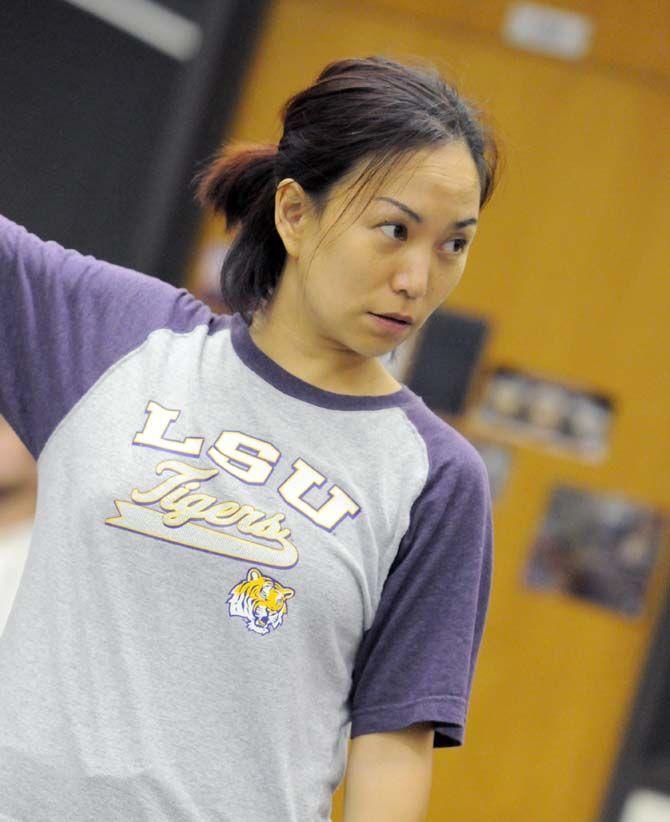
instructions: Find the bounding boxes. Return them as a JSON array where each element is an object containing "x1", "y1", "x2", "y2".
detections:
[
  {"x1": 0, "y1": 214, "x2": 214, "y2": 459},
  {"x1": 348, "y1": 434, "x2": 493, "y2": 749}
]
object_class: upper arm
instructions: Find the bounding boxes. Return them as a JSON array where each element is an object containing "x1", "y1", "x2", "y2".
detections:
[
  {"x1": 348, "y1": 436, "x2": 493, "y2": 749},
  {"x1": 343, "y1": 723, "x2": 434, "y2": 822},
  {"x1": 0, "y1": 214, "x2": 211, "y2": 458}
]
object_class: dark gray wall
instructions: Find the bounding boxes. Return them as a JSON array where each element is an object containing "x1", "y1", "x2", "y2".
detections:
[{"x1": 0, "y1": 0, "x2": 270, "y2": 285}]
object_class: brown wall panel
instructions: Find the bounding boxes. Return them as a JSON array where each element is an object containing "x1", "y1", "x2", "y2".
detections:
[{"x1": 363, "y1": 0, "x2": 670, "y2": 87}]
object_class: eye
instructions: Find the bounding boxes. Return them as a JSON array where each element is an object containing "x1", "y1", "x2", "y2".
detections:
[
  {"x1": 442, "y1": 237, "x2": 469, "y2": 255},
  {"x1": 379, "y1": 222, "x2": 408, "y2": 241},
  {"x1": 379, "y1": 222, "x2": 470, "y2": 256}
]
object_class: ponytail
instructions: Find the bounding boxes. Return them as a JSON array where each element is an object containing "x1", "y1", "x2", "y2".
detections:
[{"x1": 194, "y1": 144, "x2": 286, "y2": 323}]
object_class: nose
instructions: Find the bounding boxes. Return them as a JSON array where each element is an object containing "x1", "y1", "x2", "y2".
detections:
[{"x1": 390, "y1": 253, "x2": 430, "y2": 299}]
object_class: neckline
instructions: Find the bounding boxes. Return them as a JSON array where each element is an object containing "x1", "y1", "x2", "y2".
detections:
[{"x1": 229, "y1": 313, "x2": 413, "y2": 411}]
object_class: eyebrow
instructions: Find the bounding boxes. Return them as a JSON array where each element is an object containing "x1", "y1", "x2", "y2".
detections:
[{"x1": 374, "y1": 196, "x2": 478, "y2": 230}]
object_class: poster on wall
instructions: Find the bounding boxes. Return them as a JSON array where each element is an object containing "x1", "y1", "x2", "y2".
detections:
[
  {"x1": 524, "y1": 484, "x2": 667, "y2": 618},
  {"x1": 467, "y1": 365, "x2": 614, "y2": 461}
]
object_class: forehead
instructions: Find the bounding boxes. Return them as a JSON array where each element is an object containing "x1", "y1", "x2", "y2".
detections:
[{"x1": 331, "y1": 141, "x2": 481, "y2": 222}]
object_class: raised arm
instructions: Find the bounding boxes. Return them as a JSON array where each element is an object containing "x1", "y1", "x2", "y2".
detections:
[{"x1": 0, "y1": 214, "x2": 211, "y2": 459}]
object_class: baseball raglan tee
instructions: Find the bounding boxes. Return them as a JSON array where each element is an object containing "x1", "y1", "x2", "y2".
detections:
[{"x1": 0, "y1": 214, "x2": 493, "y2": 822}]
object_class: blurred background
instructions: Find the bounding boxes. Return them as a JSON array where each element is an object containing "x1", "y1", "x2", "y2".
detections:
[{"x1": 0, "y1": 1, "x2": 669, "y2": 819}]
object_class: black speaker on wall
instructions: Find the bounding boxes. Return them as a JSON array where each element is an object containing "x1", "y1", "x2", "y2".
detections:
[
  {"x1": 0, "y1": 0, "x2": 270, "y2": 286},
  {"x1": 600, "y1": 587, "x2": 670, "y2": 820},
  {"x1": 406, "y1": 308, "x2": 491, "y2": 416}
]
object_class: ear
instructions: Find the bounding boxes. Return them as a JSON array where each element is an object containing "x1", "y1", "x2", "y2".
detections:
[{"x1": 274, "y1": 177, "x2": 314, "y2": 258}]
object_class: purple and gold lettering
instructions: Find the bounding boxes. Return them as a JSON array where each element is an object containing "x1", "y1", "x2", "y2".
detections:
[
  {"x1": 208, "y1": 431, "x2": 280, "y2": 485},
  {"x1": 132, "y1": 401, "x2": 203, "y2": 456},
  {"x1": 278, "y1": 458, "x2": 360, "y2": 531}
]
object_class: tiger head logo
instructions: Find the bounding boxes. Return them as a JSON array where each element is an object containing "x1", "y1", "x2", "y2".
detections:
[{"x1": 227, "y1": 568, "x2": 295, "y2": 635}]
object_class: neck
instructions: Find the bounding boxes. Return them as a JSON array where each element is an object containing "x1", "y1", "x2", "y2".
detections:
[{"x1": 248, "y1": 284, "x2": 401, "y2": 397}]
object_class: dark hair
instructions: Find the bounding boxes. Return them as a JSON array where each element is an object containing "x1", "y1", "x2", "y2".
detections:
[{"x1": 194, "y1": 55, "x2": 501, "y2": 323}]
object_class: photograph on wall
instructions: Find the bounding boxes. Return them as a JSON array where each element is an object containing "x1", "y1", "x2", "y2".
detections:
[
  {"x1": 468, "y1": 365, "x2": 614, "y2": 461},
  {"x1": 524, "y1": 484, "x2": 667, "y2": 618},
  {"x1": 470, "y1": 439, "x2": 512, "y2": 501}
]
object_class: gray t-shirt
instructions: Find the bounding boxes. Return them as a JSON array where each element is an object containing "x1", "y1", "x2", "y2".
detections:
[{"x1": 0, "y1": 215, "x2": 493, "y2": 822}]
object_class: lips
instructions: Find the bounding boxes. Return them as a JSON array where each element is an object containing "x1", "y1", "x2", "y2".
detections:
[{"x1": 370, "y1": 312, "x2": 412, "y2": 325}]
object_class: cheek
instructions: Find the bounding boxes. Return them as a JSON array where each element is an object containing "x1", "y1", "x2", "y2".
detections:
[
  {"x1": 430, "y1": 267, "x2": 459, "y2": 297},
  {"x1": 424, "y1": 266, "x2": 465, "y2": 313},
  {"x1": 314, "y1": 235, "x2": 376, "y2": 297},
  {"x1": 439, "y1": 256, "x2": 468, "y2": 292}
]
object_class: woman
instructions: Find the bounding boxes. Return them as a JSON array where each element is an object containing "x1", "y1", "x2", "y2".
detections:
[{"x1": 0, "y1": 55, "x2": 498, "y2": 821}]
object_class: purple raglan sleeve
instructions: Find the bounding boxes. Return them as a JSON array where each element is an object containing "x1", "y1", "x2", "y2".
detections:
[
  {"x1": 349, "y1": 408, "x2": 493, "y2": 748},
  {"x1": 0, "y1": 214, "x2": 213, "y2": 459}
]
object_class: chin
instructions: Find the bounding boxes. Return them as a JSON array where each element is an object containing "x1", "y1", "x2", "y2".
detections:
[
  {"x1": 330, "y1": 317, "x2": 401, "y2": 360},
  {"x1": 358, "y1": 339, "x2": 397, "y2": 359}
]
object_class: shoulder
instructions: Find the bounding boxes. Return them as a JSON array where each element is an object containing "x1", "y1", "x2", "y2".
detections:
[
  {"x1": 400, "y1": 392, "x2": 488, "y2": 492},
  {"x1": 393, "y1": 396, "x2": 492, "y2": 570}
]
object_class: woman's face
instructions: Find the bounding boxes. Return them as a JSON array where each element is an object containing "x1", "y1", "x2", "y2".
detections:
[{"x1": 281, "y1": 140, "x2": 482, "y2": 360}]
